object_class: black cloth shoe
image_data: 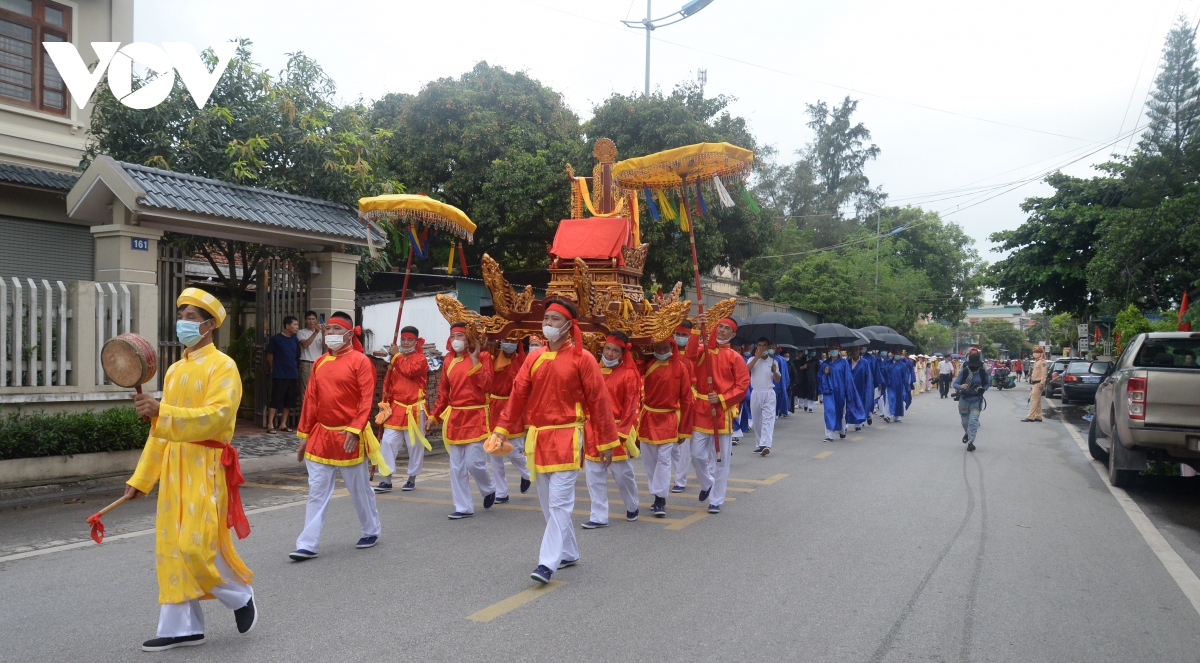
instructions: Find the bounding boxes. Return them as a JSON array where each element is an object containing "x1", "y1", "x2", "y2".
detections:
[
  {"x1": 962, "y1": 434, "x2": 968, "y2": 444},
  {"x1": 752, "y1": 446, "x2": 764, "y2": 454},
  {"x1": 967, "y1": 441, "x2": 976, "y2": 452},
  {"x1": 142, "y1": 634, "x2": 205, "y2": 652},
  {"x1": 670, "y1": 484, "x2": 686, "y2": 493},
  {"x1": 495, "y1": 496, "x2": 509, "y2": 504},
  {"x1": 401, "y1": 478, "x2": 416, "y2": 491},
  {"x1": 698, "y1": 487, "x2": 710, "y2": 502},
  {"x1": 234, "y1": 596, "x2": 258, "y2": 634},
  {"x1": 483, "y1": 492, "x2": 496, "y2": 509},
  {"x1": 520, "y1": 478, "x2": 531, "y2": 493},
  {"x1": 761, "y1": 447, "x2": 770, "y2": 457}
]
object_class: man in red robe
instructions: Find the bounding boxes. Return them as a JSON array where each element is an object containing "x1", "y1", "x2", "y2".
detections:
[
  {"x1": 487, "y1": 337, "x2": 531, "y2": 503},
  {"x1": 670, "y1": 320, "x2": 700, "y2": 493},
  {"x1": 426, "y1": 321, "x2": 497, "y2": 519},
  {"x1": 290, "y1": 313, "x2": 387, "y2": 560},
  {"x1": 375, "y1": 326, "x2": 430, "y2": 493},
  {"x1": 637, "y1": 336, "x2": 694, "y2": 518},
  {"x1": 492, "y1": 299, "x2": 619, "y2": 584},
  {"x1": 687, "y1": 316, "x2": 751, "y2": 514},
  {"x1": 581, "y1": 331, "x2": 641, "y2": 529}
]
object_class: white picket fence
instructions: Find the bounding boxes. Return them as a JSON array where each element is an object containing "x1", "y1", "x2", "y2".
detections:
[{"x1": 0, "y1": 278, "x2": 133, "y2": 387}]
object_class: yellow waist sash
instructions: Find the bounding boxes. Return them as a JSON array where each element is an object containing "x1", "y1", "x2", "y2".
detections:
[
  {"x1": 319, "y1": 423, "x2": 391, "y2": 476},
  {"x1": 629, "y1": 405, "x2": 681, "y2": 446},
  {"x1": 440, "y1": 403, "x2": 489, "y2": 451},
  {"x1": 392, "y1": 398, "x2": 432, "y2": 451},
  {"x1": 524, "y1": 420, "x2": 583, "y2": 479}
]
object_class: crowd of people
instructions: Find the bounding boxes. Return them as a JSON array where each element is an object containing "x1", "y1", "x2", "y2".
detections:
[{"x1": 122, "y1": 289, "x2": 1009, "y2": 652}]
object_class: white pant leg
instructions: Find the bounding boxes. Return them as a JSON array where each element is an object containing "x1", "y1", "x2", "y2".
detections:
[
  {"x1": 448, "y1": 444, "x2": 475, "y2": 514},
  {"x1": 338, "y1": 461, "x2": 381, "y2": 538},
  {"x1": 584, "y1": 459, "x2": 610, "y2": 524},
  {"x1": 465, "y1": 441, "x2": 497, "y2": 498},
  {"x1": 507, "y1": 435, "x2": 530, "y2": 480},
  {"x1": 296, "y1": 460, "x2": 337, "y2": 553},
  {"x1": 641, "y1": 443, "x2": 672, "y2": 498},
  {"x1": 671, "y1": 439, "x2": 691, "y2": 488},
  {"x1": 404, "y1": 431, "x2": 425, "y2": 478},
  {"x1": 491, "y1": 451, "x2": 510, "y2": 499},
  {"x1": 750, "y1": 389, "x2": 776, "y2": 448},
  {"x1": 610, "y1": 459, "x2": 639, "y2": 514},
  {"x1": 157, "y1": 549, "x2": 254, "y2": 637},
  {"x1": 379, "y1": 428, "x2": 403, "y2": 480},
  {"x1": 689, "y1": 434, "x2": 714, "y2": 492},
  {"x1": 537, "y1": 469, "x2": 579, "y2": 571},
  {"x1": 711, "y1": 433, "x2": 733, "y2": 506}
]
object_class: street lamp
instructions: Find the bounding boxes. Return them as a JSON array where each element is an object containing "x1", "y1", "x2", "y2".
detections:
[{"x1": 622, "y1": 0, "x2": 716, "y2": 96}]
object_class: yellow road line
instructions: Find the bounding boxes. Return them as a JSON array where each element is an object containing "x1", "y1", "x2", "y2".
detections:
[
  {"x1": 851, "y1": 435, "x2": 864, "y2": 441},
  {"x1": 814, "y1": 451, "x2": 834, "y2": 459},
  {"x1": 727, "y1": 473, "x2": 788, "y2": 485},
  {"x1": 664, "y1": 510, "x2": 709, "y2": 530},
  {"x1": 467, "y1": 581, "x2": 566, "y2": 622}
]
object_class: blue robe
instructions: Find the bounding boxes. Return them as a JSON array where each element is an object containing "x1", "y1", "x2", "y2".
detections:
[
  {"x1": 820, "y1": 356, "x2": 857, "y2": 432},
  {"x1": 846, "y1": 357, "x2": 872, "y2": 426},
  {"x1": 774, "y1": 354, "x2": 790, "y2": 416},
  {"x1": 902, "y1": 357, "x2": 915, "y2": 407},
  {"x1": 884, "y1": 358, "x2": 909, "y2": 418},
  {"x1": 862, "y1": 353, "x2": 881, "y2": 414}
]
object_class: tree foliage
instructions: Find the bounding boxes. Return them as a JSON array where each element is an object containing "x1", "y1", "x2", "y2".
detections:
[{"x1": 912, "y1": 322, "x2": 953, "y2": 354}]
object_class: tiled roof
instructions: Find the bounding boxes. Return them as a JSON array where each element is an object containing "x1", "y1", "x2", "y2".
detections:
[
  {"x1": 116, "y1": 161, "x2": 383, "y2": 242},
  {"x1": 0, "y1": 161, "x2": 80, "y2": 191}
]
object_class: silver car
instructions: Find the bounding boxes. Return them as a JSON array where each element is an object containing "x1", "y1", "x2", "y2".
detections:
[{"x1": 1090, "y1": 332, "x2": 1200, "y2": 487}]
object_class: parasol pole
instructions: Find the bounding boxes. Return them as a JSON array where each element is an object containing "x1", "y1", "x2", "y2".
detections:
[
  {"x1": 391, "y1": 241, "x2": 415, "y2": 346},
  {"x1": 683, "y1": 179, "x2": 722, "y2": 463}
]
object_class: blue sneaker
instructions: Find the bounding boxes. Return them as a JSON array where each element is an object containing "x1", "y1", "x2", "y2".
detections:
[
  {"x1": 288, "y1": 549, "x2": 317, "y2": 561},
  {"x1": 708, "y1": 503, "x2": 721, "y2": 514},
  {"x1": 495, "y1": 496, "x2": 510, "y2": 504},
  {"x1": 371, "y1": 482, "x2": 392, "y2": 494},
  {"x1": 448, "y1": 511, "x2": 474, "y2": 520},
  {"x1": 626, "y1": 509, "x2": 639, "y2": 522},
  {"x1": 401, "y1": 478, "x2": 416, "y2": 491},
  {"x1": 698, "y1": 487, "x2": 710, "y2": 502},
  {"x1": 581, "y1": 520, "x2": 608, "y2": 529},
  {"x1": 483, "y1": 492, "x2": 496, "y2": 509},
  {"x1": 520, "y1": 478, "x2": 532, "y2": 493},
  {"x1": 530, "y1": 565, "x2": 553, "y2": 584},
  {"x1": 670, "y1": 484, "x2": 685, "y2": 493},
  {"x1": 559, "y1": 558, "x2": 579, "y2": 568},
  {"x1": 355, "y1": 535, "x2": 378, "y2": 549},
  {"x1": 651, "y1": 504, "x2": 666, "y2": 518}
]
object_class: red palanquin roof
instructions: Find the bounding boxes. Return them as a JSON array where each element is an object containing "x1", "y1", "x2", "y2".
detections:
[{"x1": 549, "y1": 218, "x2": 629, "y2": 263}]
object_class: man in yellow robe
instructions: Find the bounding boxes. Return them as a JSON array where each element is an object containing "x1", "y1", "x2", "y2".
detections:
[{"x1": 123, "y1": 288, "x2": 257, "y2": 652}]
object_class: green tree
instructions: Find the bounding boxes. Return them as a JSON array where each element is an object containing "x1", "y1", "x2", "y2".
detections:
[
  {"x1": 371, "y1": 62, "x2": 585, "y2": 272},
  {"x1": 84, "y1": 41, "x2": 400, "y2": 336},
  {"x1": 969, "y1": 318, "x2": 1031, "y2": 356},
  {"x1": 912, "y1": 322, "x2": 953, "y2": 354},
  {"x1": 804, "y1": 97, "x2": 884, "y2": 231},
  {"x1": 877, "y1": 207, "x2": 983, "y2": 325},
  {"x1": 1140, "y1": 16, "x2": 1200, "y2": 163},
  {"x1": 583, "y1": 82, "x2": 772, "y2": 287}
]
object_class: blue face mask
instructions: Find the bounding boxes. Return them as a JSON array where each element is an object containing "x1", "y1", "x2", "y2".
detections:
[
  {"x1": 674, "y1": 335, "x2": 690, "y2": 348},
  {"x1": 500, "y1": 342, "x2": 518, "y2": 354},
  {"x1": 176, "y1": 319, "x2": 206, "y2": 347},
  {"x1": 653, "y1": 351, "x2": 672, "y2": 361},
  {"x1": 766, "y1": 349, "x2": 775, "y2": 357},
  {"x1": 602, "y1": 355, "x2": 620, "y2": 368}
]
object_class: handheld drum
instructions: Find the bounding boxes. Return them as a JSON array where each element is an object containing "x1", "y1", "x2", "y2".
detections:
[{"x1": 101, "y1": 332, "x2": 157, "y2": 396}]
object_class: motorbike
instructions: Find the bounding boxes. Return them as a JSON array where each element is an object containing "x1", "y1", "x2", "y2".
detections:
[{"x1": 992, "y1": 366, "x2": 1012, "y2": 390}]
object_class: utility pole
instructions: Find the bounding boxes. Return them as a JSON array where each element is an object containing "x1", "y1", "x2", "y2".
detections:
[
  {"x1": 874, "y1": 211, "x2": 880, "y2": 289},
  {"x1": 643, "y1": 1, "x2": 652, "y2": 96},
  {"x1": 697, "y1": 68, "x2": 707, "y2": 97},
  {"x1": 622, "y1": 0, "x2": 715, "y2": 96}
]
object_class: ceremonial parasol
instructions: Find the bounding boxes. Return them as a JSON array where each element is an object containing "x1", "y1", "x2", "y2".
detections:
[
  {"x1": 737, "y1": 312, "x2": 815, "y2": 348},
  {"x1": 612, "y1": 143, "x2": 755, "y2": 458},
  {"x1": 810, "y1": 322, "x2": 865, "y2": 348},
  {"x1": 358, "y1": 194, "x2": 477, "y2": 346}
]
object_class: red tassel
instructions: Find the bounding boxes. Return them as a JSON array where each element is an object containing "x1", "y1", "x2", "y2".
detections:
[{"x1": 86, "y1": 513, "x2": 105, "y2": 544}]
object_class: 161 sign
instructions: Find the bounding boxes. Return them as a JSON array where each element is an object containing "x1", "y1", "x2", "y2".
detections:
[{"x1": 43, "y1": 42, "x2": 237, "y2": 110}]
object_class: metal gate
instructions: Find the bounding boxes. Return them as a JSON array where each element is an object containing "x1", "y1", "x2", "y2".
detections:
[
  {"x1": 157, "y1": 244, "x2": 187, "y2": 382},
  {"x1": 254, "y1": 258, "x2": 308, "y2": 427}
]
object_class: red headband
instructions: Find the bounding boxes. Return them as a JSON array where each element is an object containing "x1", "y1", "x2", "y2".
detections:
[
  {"x1": 718, "y1": 318, "x2": 738, "y2": 332},
  {"x1": 400, "y1": 331, "x2": 418, "y2": 340},
  {"x1": 675, "y1": 325, "x2": 692, "y2": 335},
  {"x1": 546, "y1": 302, "x2": 575, "y2": 320},
  {"x1": 327, "y1": 317, "x2": 352, "y2": 330},
  {"x1": 450, "y1": 322, "x2": 467, "y2": 331},
  {"x1": 605, "y1": 334, "x2": 629, "y2": 348}
]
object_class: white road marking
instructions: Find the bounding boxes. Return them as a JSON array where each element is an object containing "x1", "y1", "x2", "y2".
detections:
[
  {"x1": 0, "y1": 498, "x2": 309, "y2": 564},
  {"x1": 1062, "y1": 421, "x2": 1200, "y2": 620}
]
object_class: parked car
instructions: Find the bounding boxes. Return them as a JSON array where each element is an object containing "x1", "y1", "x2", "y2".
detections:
[
  {"x1": 1060, "y1": 361, "x2": 1109, "y2": 405},
  {"x1": 1045, "y1": 358, "x2": 1073, "y2": 398},
  {"x1": 1089, "y1": 332, "x2": 1200, "y2": 487}
]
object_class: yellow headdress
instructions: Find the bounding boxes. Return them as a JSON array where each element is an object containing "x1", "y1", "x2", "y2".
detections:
[{"x1": 177, "y1": 287, "x2": 227, "y2": 327}]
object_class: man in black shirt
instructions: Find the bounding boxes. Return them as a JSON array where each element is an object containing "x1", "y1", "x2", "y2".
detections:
[{"x1": 266, "y1": 316, "x2": 301, "y2": 433}]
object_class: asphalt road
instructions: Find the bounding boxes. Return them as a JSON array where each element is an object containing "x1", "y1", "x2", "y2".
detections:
[{"x1": 3, "y1": 385, "x2": 1200, "y2": 662}]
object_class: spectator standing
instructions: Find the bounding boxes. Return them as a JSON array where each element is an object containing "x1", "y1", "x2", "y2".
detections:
[
  {"x1": 266, "y1": 316, "x2": 301, "y2": 433},
  {"x1": 296, "y1": 311, "x2": 324, "y2": 410},
  {"x1": 1012, "y1": 357, "x2": 1023, "y2": 383},
  {"x1": 937, "y1": 355, "x2": 955, "y2": 398}
]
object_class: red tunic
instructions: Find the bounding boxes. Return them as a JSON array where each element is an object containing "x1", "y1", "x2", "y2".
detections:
[
  {"x1": 687, "y1": 342, "x2": 750, "y2": 434},
  {"x1": 584, "y1": 360, "x2": 640, "y2": 462},
  {"x1": 636, "y1": 355, "x2": 694, "y2": 444},
  {"x1": 382, "y1": 349, "x2": 429, "y2": 429},
  {"x1": 494, "y1": 343, "x2": 618, "y2": 474},
  {"x1": 488, "y1": 348, "x2": 526, "y2": 437},
  {"x1": 430, "y1": 351, "x2": 493, "y2": 445},
  {"x1": 298, "y1": 347, "x2": 376, "y2": 465}
]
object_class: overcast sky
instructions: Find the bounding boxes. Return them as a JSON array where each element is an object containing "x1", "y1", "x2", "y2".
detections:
[{"x1": 135, "y1": 0, "x2": 1198, "y2": 264}]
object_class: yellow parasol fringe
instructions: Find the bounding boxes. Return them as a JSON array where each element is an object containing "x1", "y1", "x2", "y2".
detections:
[
  {"x1": 612, "y1": 142, "x2": 754, "y2": 193},
  {"x1": 358, "y1": 194, "x2": 476, "y2": 243}
]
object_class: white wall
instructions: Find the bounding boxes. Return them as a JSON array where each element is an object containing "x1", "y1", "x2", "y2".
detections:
[{"x1": 361, "y1": 292, "x2": 453, "y2": 355}]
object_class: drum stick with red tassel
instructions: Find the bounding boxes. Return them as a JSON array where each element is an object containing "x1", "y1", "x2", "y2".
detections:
[{"x1": 86, "y1": 495, "x2": 129, "y2": 544}]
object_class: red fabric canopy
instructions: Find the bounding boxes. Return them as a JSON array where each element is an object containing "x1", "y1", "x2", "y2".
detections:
[{"x1": 550, "y1": 218, "x2": 629, "y2": 262}]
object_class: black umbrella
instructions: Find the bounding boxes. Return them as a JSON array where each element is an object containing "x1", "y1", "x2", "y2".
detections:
[
  {"x1": 737, "y1": 312, "x2": 815, "y2": 348},
  {"x1": 810, "y1": 322, "x2": 864, "y2": 347},
  {"x1": 872, "y1": 330, "x2": 911, "y2": 350},
  {"x1": 859, "y1": 325, "x2": 899, "y2": 336},
  {"x1": 854, "y1": 328, "x2": 888, "y2": 350}
]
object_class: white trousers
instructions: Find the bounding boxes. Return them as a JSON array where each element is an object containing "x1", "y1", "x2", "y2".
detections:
[
  {"x1": 157, "y1": 551, "x2": 252, "y2": 637},
  {"x1": 379, "y1": 423, "x2": 426, "y2": 479},
  {"x1": 449, "y1": 441, "x2": 496, "y2": 514},
  {"x1": 693, "y1": 431, "x2": 732, "y2": 506},
  {"x1": 671, "y1": 437, "x2": 693, "y2": 487},
  {"x1": 490, "y1": 434, "x2": 529, "y2": 498},
  {"x1": 296, "y1": 459, "x2": 381, "y2": 553},
  {"x1": 679, "y1": 435, "x2": 714, "y2": 493},
  {"x1": 537, "y1": 469, "x2": 579, "y2": 571},
  {"x1": 584, "y1": 458, "x2": 639, "y2": 524},
  {"x1": 641, "y1": 443, "x2": 674, "y2": 498},
  {"x1": 750, "y1": 389, "x2": 777, "y2": 449}
]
